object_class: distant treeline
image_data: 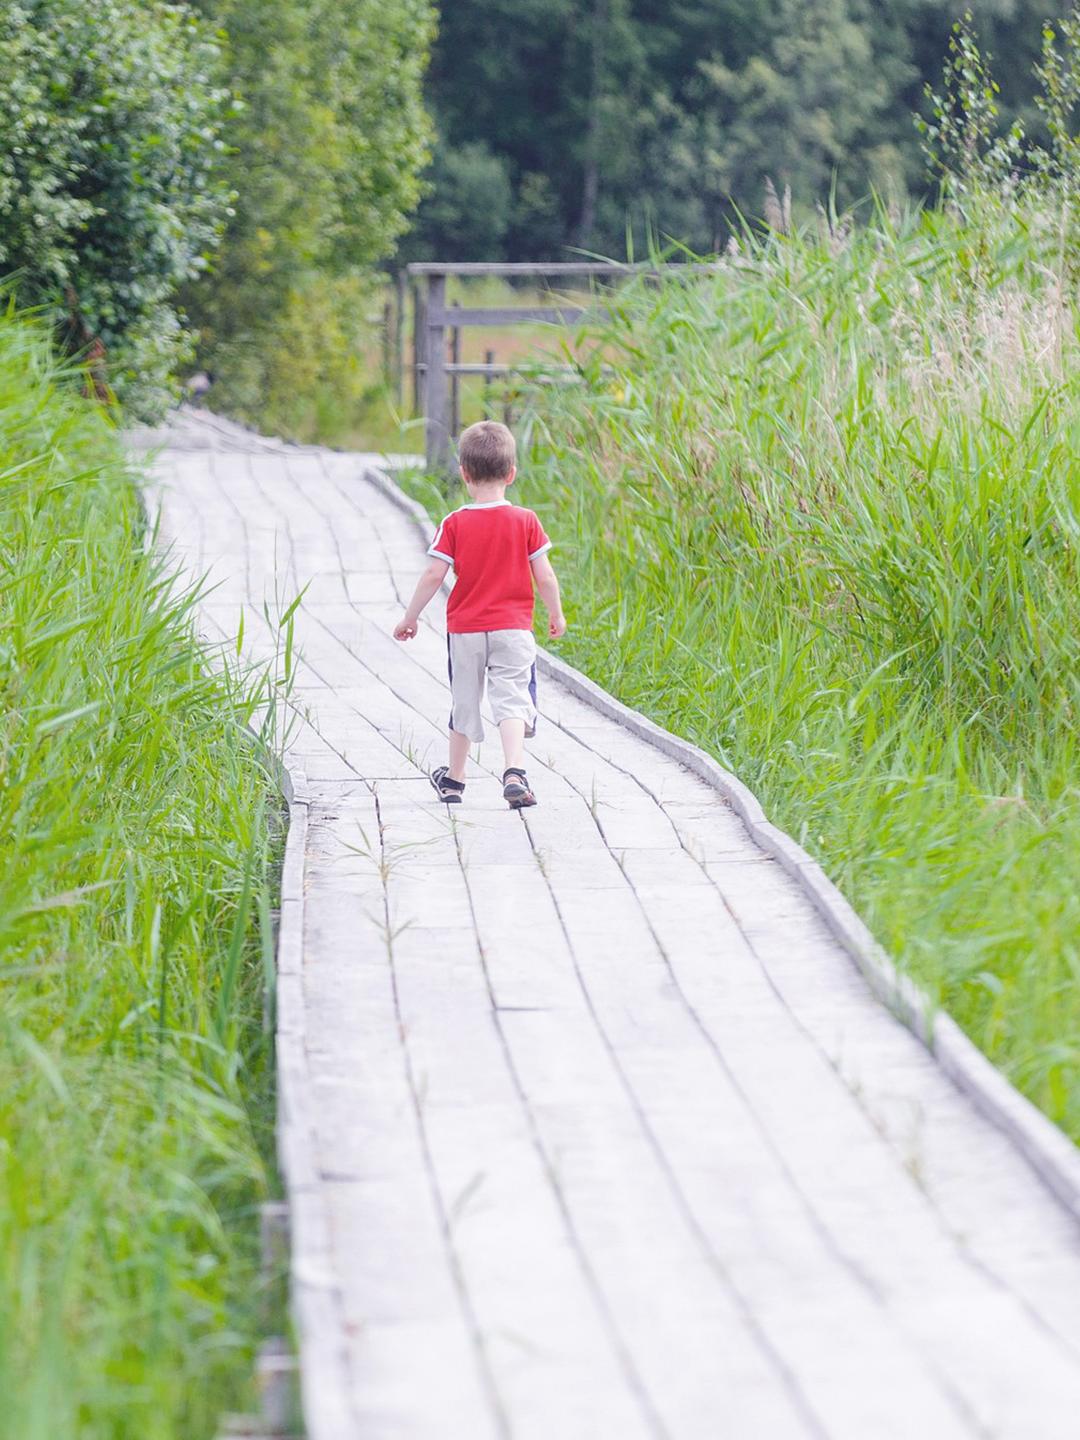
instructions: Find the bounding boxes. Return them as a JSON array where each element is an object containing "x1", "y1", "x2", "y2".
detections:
[
  {"x1": 1, "y1": 0, "x2": 1068, "y2": 425},
  {"x1": 402, "y1": 0, "x2": 1060, "y2": 261}
]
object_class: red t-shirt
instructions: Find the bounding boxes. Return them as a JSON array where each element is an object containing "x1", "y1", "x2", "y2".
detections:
[{"x1": 428, "y1": 500, "x2": 552, "y2": 633}]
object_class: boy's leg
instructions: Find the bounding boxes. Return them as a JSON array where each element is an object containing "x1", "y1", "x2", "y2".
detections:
[
  {"x1": 445, "y1": 633, "x2": 486, "y2": 781},
  {"x1": 499, "y1": 718, "x2": 535, "y2": 807},
  {"x1": 498, "y1": 718, "x2": 526, "y2": 774},
  {"x1": 486, "y1": 630, "x2": 538, "y2": 738},
  {"x1": 487, "y1": 631, "x2": 538, "y2": 806},
  {"x1": 447, "y1": 727, "x2": 471, "y2": 782}
]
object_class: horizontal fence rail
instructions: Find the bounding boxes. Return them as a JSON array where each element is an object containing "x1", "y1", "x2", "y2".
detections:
[
  {"x1": 405, "y1": 261, "x2": 722, "y2": 276},
  {"x1": 427, "y1": 305, "x2": 589, "y2": 327},
  {"x1": 414, "y1": 363, "x2": 580, "y2": 377},
  {"x1": 404, "y1": 261, "x2": 720, "y2": 472}
]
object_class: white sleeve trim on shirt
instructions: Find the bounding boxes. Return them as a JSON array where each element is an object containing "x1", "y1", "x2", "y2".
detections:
[
  {"x1": 428, "y1": 517, "x2": 453, "y2": 564},
  {"x1": 528, "y1": 540, "x2": 553, "y2": 561}
]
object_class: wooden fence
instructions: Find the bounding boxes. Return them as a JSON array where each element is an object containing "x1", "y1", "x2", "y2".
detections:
[{"x1": 397, "y1": 262, "x2": 717, "y2": 473}]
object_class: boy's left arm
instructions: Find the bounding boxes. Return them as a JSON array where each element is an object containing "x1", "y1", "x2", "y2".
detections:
[
  {"x1": 530, "y1": 553, "x2": 567, "y2": 638},
  {"x1": 394, "y1": 558, "x2": 449, "y2": 640}
]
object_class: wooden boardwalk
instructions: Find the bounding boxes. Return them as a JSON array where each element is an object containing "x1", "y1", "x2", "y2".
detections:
[{"x1": 142, "y1": 412, "x2": 1080, "y2": 1440}]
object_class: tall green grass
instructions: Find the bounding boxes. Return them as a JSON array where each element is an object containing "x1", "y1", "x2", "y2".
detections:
[
  {"x1": 0, "y1": 313, "x2": 281, "y2": 1437},
  {"x1": 501, "y1": 209, "x2": 1080, "y2": 1135}
]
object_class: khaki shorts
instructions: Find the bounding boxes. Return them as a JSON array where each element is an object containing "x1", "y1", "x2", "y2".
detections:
[{"x1": 446, "y1": 629, "x2": 538, "y2": 743}]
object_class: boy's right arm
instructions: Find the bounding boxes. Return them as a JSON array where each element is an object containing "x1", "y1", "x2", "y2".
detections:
[
  {"x1": 530, "y1": 553, "x2": 567, "y2": 638},
  {"x1": 394, "y1": 558, "x2": 449, "y2": 640}
]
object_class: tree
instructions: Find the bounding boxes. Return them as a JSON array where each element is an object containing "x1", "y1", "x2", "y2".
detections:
[
  {"x1": 0, "y1": 0, "x2": 231, "y2": 416},
  {"x1": 699, "y1": 0, "x2": 911, "y2": 211},
  {"x1": 419, "y1": 0, "x2": 586, "y2": 258},
  {"x1": 407, "y1": 0, "x2": 1063, "y2": 260},
  {"x1": 401, "y1": 142, "x2": 513, "y2": 261},
  {"x1": 183, "y1": 0, "x2": 435, "y2": 419}
]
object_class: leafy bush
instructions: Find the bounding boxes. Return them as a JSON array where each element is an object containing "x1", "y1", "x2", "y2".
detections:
[
  {"x1": 0, "y1": 0, "x2": 231, "y2": 417},
  {"x1": 0, "y1": 310, "x2": 280, "y2": 1437},
  {"x1": 184, "y1": 0, "x2": 434, "y2": 423},
  {"x1": 402, "y1": 140, "x2": 513, "y2": 262},
  {"x1": 920, "y1": 9, "x2": 1080, "y2": 238},
  {"x1": 220, "y1": 271, "x2": 385, "y2": 444}
]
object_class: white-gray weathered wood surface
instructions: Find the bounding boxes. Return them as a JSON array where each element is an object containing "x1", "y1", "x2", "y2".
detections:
[{"x1": 140, "y1": 411, "x2": 1080, "y2": 1440}]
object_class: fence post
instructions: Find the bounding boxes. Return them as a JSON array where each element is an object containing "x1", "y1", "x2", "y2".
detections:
[
  {"x1": 395, "y1": 270, "x2": 407, "y2": 410},
  {"x1": 450, "y1": 301, "x2": 461, "y2": 439},
  {"x1": 483, "y1": 349, "x2": 495, "y2": 419},
  {"x1": 424, "y1": 272, "x2": 451, "y2": 473},
  {"x1": 381, "y1": 299, "x2": 392, "y2": 387},
  {"x1": 411, "y1": 280, "x2": 424, "y2": 418}
]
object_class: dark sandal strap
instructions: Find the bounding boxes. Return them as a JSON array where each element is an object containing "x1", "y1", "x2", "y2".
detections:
[
  {"x1": 503, "y1": 768, "x2": 527, "y2": 782},
  {"x1": 433, "y1": 768, "x2": 465, "y2": 791}
]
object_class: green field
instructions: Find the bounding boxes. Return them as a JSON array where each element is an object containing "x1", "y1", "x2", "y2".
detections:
[
  {"x1": 0, "y1": 314, "x2": 282, "y2": 1438},
  {"x1": 407, "y1": 203, "x2": 1080, "y2": 1140}
]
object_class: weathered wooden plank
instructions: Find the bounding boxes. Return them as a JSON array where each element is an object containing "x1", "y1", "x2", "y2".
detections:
[
  {"x1": 385, "y1": 910, "x2": 660, "y2": 1438},
  {"x1": 522, "y1": 861, "x2": 983, "y2": 1437}
]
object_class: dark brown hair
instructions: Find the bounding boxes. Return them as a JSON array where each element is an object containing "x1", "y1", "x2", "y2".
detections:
[{"x1": 458, "y1": 420, "x2": 516, "y2": 481}]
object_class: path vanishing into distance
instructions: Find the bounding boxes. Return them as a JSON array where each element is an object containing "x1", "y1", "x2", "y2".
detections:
[{"x1": 138, "y1": 409, "x2": 1080, "y2": 1440}]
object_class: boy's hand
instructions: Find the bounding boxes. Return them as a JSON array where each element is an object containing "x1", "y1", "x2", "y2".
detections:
[
  {"x1": 548, "y1": 613, "x2": 567, "y2": 639},
  {"x1": 393, "y1": 616, "x2": 418, "y2": 641}
]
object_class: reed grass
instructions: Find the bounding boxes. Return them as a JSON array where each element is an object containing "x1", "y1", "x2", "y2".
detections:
[
  {"x1": 0, "y1": 312, "x2": 282, "y2": 1438},
  {"x1": 432, "y1": 204, "x2": 1080, "y2": 1137}
]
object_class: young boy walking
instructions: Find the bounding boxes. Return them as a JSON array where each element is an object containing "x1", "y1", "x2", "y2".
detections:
[{"x1": 393, "y1": 420, "x2": 566, "y2": 809}]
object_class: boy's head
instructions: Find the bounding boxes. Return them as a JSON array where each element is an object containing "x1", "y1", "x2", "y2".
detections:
[{"x1": 458, "y1": 420, "x2": 516, "y2": 488}]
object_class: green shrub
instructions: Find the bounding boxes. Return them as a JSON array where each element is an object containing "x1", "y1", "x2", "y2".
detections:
[
  {"x1": 184, "y1": 0, "x2": 434, "y2": 423},
  {"x1": 0, "y1": 311, "x2": 280, "y2": 1437},
  {"x1": 244, "y1": 270, "x2": 385, "y2": 443},
  {"x1": 0, "y1": 0, "x2": 231, "y2": 418},
  {"x1": 401, "y1": 139, "x2": 513, "y2": 262}
]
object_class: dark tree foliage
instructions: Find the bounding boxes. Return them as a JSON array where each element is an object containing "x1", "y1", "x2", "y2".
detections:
[
  {"x1": 0, "y1": 0, "x2": 231, "y2": 416},
  {"x1": 404, "y1": 0, "x2": 1060, "y2": 261}
]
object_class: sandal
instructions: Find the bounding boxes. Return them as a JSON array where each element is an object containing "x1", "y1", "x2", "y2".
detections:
[
  {"x1": 430, "y1": 766, "x2": 465, "y2": 804},
  {"x1": 502, "y1": 767, "x2": 536, "y2": 809}
]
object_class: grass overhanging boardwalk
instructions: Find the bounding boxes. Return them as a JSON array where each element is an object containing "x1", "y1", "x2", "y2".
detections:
[{"x1": 143, "y1": 411, "x2": 1080, "y2": 1440}]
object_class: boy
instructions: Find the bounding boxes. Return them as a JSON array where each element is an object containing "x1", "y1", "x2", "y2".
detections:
[{"x1": 393, "y1": 420, "x2": 566, "y2": 809}]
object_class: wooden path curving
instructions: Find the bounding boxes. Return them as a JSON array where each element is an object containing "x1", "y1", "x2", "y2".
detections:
[{"x1": 141, "y1": 411, "x2": 1080, "y2": 1440}]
